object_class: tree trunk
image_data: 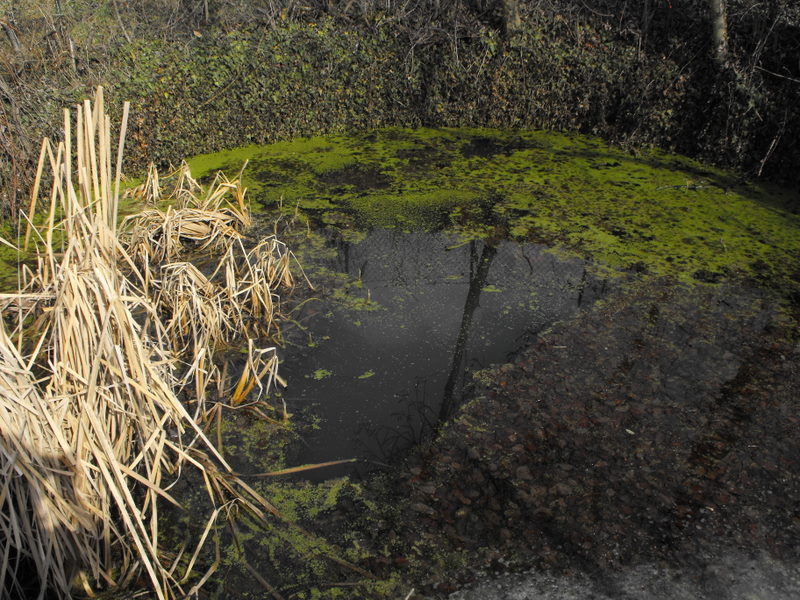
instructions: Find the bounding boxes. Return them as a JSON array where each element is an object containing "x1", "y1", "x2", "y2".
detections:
[{"x1": 709, "y1": 0, "x2": 729, "y2": 64}]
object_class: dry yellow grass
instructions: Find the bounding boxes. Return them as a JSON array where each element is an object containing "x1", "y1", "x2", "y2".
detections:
[
  {"x1": 123, "y1": 168, "x2": 252, "y2": 266},
  {"x1": 125, "y1": 168, "x2": 296, "y2": 419},
  {"x1": 1, "y1": 88, "x2": 292, "y2": 599}
]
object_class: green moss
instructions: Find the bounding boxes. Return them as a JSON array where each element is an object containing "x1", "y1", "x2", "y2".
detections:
[
  {"x1": 169, "y1": 407, "x2": 404, "y2": 598},
  {"x1": 237, "y1": 477, "x2": 403, "y2": 598},
  {"x1": 330, "y1": 285, "x2": 381, "y2": 312},
  {"x1": 0, "y1": 232, "x2": 24, "y2": 291},
  {"x1": 188, "y1": 127, "x2": 800, "y2": 303}
]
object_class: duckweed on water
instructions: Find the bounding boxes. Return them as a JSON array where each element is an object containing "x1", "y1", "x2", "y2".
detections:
[
  {"x1": 172, "y1": 408, "x2": 402, "y2": 599},
  {"x1": 188, "y1": 127, "x2": 800, "y2": 301}
]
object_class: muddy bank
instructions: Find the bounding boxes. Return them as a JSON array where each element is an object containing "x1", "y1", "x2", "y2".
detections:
[{"x1": 366, "y1": 279, "x2": 799, "y2": 596}]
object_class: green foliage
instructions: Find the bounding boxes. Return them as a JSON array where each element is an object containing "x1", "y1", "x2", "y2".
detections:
[
  {"x1": 3, "y1": 1, "x2": 800, "y2": 219},
  {"x1": 165, "y1": 408, "x2": 403, "y2": 598},
  {"x1": 110, "y1": 19, "x2": 416, "y2": 174}
]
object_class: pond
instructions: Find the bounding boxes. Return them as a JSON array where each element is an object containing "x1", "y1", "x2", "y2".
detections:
[
  {"x1": 278, "y1": 229, "x2": 607, "y2": 477},
  {"x1": 186, "y1": 127, "x2": 800, "y2": 598}
]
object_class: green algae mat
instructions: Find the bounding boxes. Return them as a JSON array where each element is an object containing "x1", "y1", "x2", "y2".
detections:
[{"x1": 188, "y1": 127, "x2": 800, "y2": 301}]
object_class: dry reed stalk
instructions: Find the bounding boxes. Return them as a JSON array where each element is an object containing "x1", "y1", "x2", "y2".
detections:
[
  {"x1": 124, "y1": 160, "x2": 204, "y2": 209},
  {"x1": 158, "y1": 261, "x2": 228, "y2": 348},
  {"x1": 123, "y1": 174, "x2": 251, "y2": 266},
  {"x1": 122, "y1": 162, "x2": 295, "y2": 409},
  {"x1": 230, "y1": 340, "x2": 280, "y2": 406},
  {"x1": 125, "y1": 162, "x2": 161, "y2": 205},
  {"x1": 212, "y1": 236, "x2": 295, "y2": 340},
  {"x1": 148, "y1": 240, "x2": 290, "y2": 414},
  {"x1": 1, "y1": 87, "x2": 287, "y2": 599},
  {"x1": 169, "y1": 161, "x2": 202, "y2": 205},
  {"x1": 123, "y1": 205, "x2": 243, "y2": 265},
  {"x1": 22, "y1": 138, "x2": 50, "y2": 251}
]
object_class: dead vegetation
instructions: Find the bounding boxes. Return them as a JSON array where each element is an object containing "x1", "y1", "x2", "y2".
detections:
[
  {"x1": 123, "y1": 166, "x2": 251, "y2": 265},
  {"x1": 0, "y1": 88, "x2": 298, "y2": 599}
]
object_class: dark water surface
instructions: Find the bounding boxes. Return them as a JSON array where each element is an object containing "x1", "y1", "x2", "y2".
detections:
[
  {"x1": 400, "y1": 277, "x2": 800, "y2": 598},
  {"x1": 278, "y1": 229, "x2": 606, "y2": 477},
  {"x1": 188, "y1": 128, "x2": 800, "y2": 597}
]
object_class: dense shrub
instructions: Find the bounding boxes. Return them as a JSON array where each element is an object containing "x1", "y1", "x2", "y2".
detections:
[{"x1": 1, "y1": 0, "x2": 798, "y2": 217}]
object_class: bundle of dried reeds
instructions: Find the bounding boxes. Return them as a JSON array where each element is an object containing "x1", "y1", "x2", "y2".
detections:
[
  {"x1": 1, "y1": 88, "x2": 285, "y2": 599},
  {"x1": 124, "y1": 160, "x2": 202, "y2": 207},
  {"x1": 212, "y1": 236, "x2": 295, "y2": 339},
  {"x1": 124, "y1": 169, "x2": 252, "y2": 266},
  {"x1": 121, "y1": 160, "x2": 297, "y2": 415}
]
